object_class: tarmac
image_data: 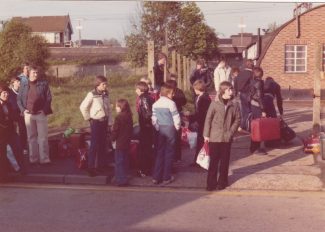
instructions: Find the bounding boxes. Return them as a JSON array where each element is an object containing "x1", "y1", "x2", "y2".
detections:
[{"x1": 6, "y1": 102, "x2": 325, "y2": 192}]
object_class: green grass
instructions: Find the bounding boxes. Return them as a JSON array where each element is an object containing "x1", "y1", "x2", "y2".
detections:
[{"x1": 48, "y1": 75, "x2": 194, "y2": 132}]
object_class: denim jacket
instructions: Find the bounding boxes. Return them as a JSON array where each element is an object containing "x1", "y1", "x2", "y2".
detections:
[{"x1": 17, "y1": 79, "x2": 53, "y2": 115}]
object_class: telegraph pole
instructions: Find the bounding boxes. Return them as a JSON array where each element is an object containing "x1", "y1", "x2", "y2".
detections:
[
  {"x1": 76, "y1": 19, "x2": 83, "y2": 47},
  {"x1": 238, "y1": 17, "x2": 246, "y2": 46}
]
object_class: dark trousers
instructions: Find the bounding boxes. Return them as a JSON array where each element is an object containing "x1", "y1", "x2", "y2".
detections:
[
  {"x1": 17, "y1": 116, "x2": 28, "y2": 150},
  {"x1": 175, "y1": 129, "x2": 182, "y2": 161},
  {"x1": 153, "y1": 126, "x2": 176, "y2": 182},
  {"x1": 207, "y1": 142, "x2": 231, "y2": 189},
  {"x1": 0, "y1": 142, "x2": 9, "y2": 182},
  {"x1": 114, "y1": 149, "x2": 129, "y2": 185},
  {"x1": 239, "y1": 92, "x2": 251, "y2": 130},
  {"x1": 139, "y1": 126, "x2": 153, "y2": 175},
  {"x1": 89, "y1": 120, "x2": 108, "y2": 169},
  {"x1": 250, "y1": 105, "x2": 262, "y2": 153},
  {"x1": 263, "y1": 95, "x2": 277, "y2": 118},
  {"x1": 194, "y1": 126, "x2": 204, "y2": 163}
]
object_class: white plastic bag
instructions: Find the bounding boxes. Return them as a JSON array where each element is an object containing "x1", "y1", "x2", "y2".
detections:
[
  {"x1": 196, "y1": 142, "x2": 210, "y2": 170},
  {"x1": 187, "y1": 132, "x2": 197, "y2": 149}
]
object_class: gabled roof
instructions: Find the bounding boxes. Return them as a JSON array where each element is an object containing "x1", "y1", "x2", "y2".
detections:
[
  {"x1": 13, "y1": 15, "x2": 73, "y2": 34},
  {"x1": 256, "y1": 3, "x2": 325, "y2": 65}
]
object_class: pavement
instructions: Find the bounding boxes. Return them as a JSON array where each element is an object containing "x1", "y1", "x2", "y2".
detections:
[{"x1": 6, "y1": 102, "x2": 325, "y2": 192}]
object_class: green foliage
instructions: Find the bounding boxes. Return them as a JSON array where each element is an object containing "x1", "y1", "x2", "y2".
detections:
[
  {"x1": 48, "y1": 74, "x2": 142, "y2": 130},
  {"x1": 125, "y1": 2, "x2": 219, "y2": 67},
  {"x1": 125, "y1": 33, "x2": 147, "y2": 68},
  {"x1": 0, "y1": 19, "x2": 49, "y2": 82}
]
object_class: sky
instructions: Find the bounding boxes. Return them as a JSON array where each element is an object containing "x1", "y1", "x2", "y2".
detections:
[{"x1": 0, "y1": 0, "x2": 324, "y2": 43}]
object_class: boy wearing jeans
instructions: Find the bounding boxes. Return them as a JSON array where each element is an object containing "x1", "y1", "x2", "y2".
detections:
[{"x1": 152, "y1": 84, "x2": 181, "y2": 185}]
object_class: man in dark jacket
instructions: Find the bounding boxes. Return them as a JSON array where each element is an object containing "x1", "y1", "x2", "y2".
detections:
[
  {"x1": 189, "y1": 59, "x2": 212, "y2": 87},
  {"x1": 135, "y1": 81, "x2": 154, "y2": 176},
  {"x1": 234, "y1": 59, "x2": 254, "y2": 130},
  {"x1": 186, "y1": 80, "x2": 211, "y2": 166},
  {"x1": 8, "y1": 77, "x2": 28, "y2": 154},
  {"x1": 153, "y1": 53, "x2": 167, "y2": 91},
  {"x1": 17, "y1": 66, "x2": 52, "y2": 165},
  {"x1": 263, "y1": 76, "x2": 283, "y2": 118},
  {"x1": 250, "y1": 67, "x2": 267, "y2": 155}
]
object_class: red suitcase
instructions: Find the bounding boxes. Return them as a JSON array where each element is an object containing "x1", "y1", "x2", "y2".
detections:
[{"x1": 251, "y1": 118, "x2": 281, "y2": 142}]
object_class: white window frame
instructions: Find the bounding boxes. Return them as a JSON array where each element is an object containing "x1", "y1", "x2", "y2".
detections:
[{"x1": 285, "y1": 45, "x2": 307, "y2": 73}]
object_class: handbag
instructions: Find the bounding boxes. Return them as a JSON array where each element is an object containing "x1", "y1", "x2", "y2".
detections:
[{"x1": 196, "y1": 142, "x2": 210, "y2": 170}]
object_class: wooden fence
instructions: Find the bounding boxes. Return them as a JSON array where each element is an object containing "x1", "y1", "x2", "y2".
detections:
[{"x1": 147, "y1": 40, "x2": 196, "y2": 91}]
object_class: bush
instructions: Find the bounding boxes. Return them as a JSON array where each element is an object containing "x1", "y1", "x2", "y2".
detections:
[{"x1": 0, "y1": 20, "x2": 49, "y2": 82}]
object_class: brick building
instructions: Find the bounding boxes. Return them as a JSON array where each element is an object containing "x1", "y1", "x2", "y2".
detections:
[{"x1": 243, "y1": 4, "x2": 325, "y2": 97}]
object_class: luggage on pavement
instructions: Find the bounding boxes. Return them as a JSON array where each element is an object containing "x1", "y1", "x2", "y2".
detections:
[
  {"x1": 251, "y1": 117, "x2": 281, "y2": 142},
  {"x1": 280, "y1": 120, "x2": 296, "y2": 142}
]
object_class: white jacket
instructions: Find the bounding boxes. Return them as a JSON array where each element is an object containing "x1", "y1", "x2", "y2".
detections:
[
  {"x1": 80, "y1": 89, "x2": 113, "y2": 125},
  {"x1": 213, "y1": 66, "x2": 231, "y2": 92}
]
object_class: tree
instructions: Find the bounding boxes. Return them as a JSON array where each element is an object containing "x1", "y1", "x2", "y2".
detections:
[
  {"x1": 263, "y1": 22, "x2": 278, "y2": 34},
  {"x1": 124, "y1": 2, "x2": 219, "y2": 67},
  {"x1": 0, "y1": 19, "x2": 49, "y2": 82},
  {"x1": 176, "y1": 3, "x2": 219, "y2": 60},
  {"x1": 125, "y1": 32, "x2": 147, "y2": 68}
]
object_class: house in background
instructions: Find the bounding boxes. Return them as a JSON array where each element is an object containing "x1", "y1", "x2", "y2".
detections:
[
  {"x1": 13, "y1": 15, "x2": 73, "y2": 46},
  {"x1": 243, "y1": 3, "x2": 325, "y2": 97},
  {"x1": 75, "y1": 39, "x2": 104, "y2": 47},
  {"x1": 216, "y1": 33, "x2": 258, "y2": 68}
]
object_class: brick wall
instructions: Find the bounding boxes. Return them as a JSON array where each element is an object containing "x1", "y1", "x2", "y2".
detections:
[{"x1": 260, "y1": 5, "x2": 325, "y2": 92}]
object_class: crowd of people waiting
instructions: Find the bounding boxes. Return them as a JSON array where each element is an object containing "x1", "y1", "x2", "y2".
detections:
[{"x1": 0, "y1": 56, "x2": 284, "y2": 192}]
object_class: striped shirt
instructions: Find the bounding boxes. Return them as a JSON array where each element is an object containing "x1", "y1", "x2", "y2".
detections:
[{"x1": 152, "y1": 96, "x2": 181, "y2": 131}]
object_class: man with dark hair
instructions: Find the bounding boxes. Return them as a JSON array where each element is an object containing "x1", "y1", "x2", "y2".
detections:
[
  {"x1": 186, "y1": 80, "x2": 211, "y2": 166},
  {"x1": 153, "y1": 52, "x2": 167, "y2": 90},
  {"x1": 151, "y1": 84, "x2": 180, "y2": 185},
  {"x1": 263, "y1": 76, "x2": 283, "y2": 118},
  {"x1": 165, "y1": 79, "x2": 187, "y2": 162},
  {"x1": 249, "y1": 67, "x2": 267, "y2": 155},
  {"x1": 135, "y1": 81, "x2": 154, "y2": 177},
  {"x1": 234, "y1": 59, "x2": 254, "y2": 130},
  {"x1": 8, "y1": 77, "x2": 28, "y2": 155},
  {"x1": 17, "y1": 66, "x2": 53, "y2": 165},
  {"x1": 18, "y1": 63, "x2": 30, "y2": 85},
  {"x1": 80, "y1": 75, "x2": 113, "y2": 176},
  {"x1": 189, "y1": 59, "x2": 211, "y2": 87}
]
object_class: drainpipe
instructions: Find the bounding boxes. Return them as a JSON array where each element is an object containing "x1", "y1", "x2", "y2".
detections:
[{"x1": 295, "y1": 3, "x2": 300, "y2": 38}]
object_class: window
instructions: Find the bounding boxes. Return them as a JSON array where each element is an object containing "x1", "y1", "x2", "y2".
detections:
[{"x1": 285, "y1": 45, "x2": 307, "y2": 72}]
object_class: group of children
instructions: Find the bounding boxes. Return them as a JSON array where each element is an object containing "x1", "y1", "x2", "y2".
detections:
[
  {"x1": 80, "y1": 75, "x2": 186, "y2": 186},
  {"x1": 80, "y1": 73, "x2": 240, "y2": 191}
]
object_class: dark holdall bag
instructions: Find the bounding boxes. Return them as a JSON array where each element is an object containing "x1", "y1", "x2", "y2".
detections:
[{"x1": 281, "y1": 120, "x2": 296, "y2": 142}]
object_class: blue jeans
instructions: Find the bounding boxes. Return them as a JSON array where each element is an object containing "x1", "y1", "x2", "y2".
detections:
[
  {"x1": 153, "y1": 125, "x2": 176, "y2": 182},
  {"x1": 114, "y1": 149, "x2": 129, "y2": 185},
  {"x1": 89, "y1": 120, "x2": 108, "y2": 169},
  {"x1": 239, "y1": 92, "x2": 251, "y2": 130}
]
